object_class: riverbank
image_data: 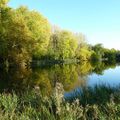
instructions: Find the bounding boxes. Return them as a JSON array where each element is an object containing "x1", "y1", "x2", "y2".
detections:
[
  {"x1": 31, "y1": 59, "x2": 81, "y2": 67},
  {"x1": 0, "y1": 83, "x2": 120, "y2": 120}
]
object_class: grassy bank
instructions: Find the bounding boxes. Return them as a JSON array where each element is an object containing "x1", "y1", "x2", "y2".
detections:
[{"x1": 0, "y1": 83, "x2": 120, "y2": 120}]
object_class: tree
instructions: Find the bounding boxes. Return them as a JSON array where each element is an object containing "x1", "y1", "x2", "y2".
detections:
[
  {"x1": 76, "y1": 47, "x2": 92, "y2": 61},
  {"x1": 16, "y1": 6, "x2": 51, "y2": 59},
  {"x1": 0, "y1": 0, "x2": 9, "y2": 8},
  {"x1": 91, "y1": 52, "x2": 100, "y2": 62},
  {"x1": 116, "y1": 50, "x2": 120, "y2": 62},
  {"x1": 91, "y1": 44, "x2": 105, "y2": 61},
  {"x1": 104, "y1": 49, "x2": 116, "y2": 63},
  {"x1": 75, "y1": 34, "x2": 92, "y2": 61},
  {"x1": 0, "y1": 4, "x2": 51, "y2": 68},
  {"x1": 48, "y1": 30, "x2": 78, "y2": 60},
  {"x1": 0, "y1": 0, "x2": 12, "y2": 65},
  {"x1": 0, "y1": 6, "x2": 33, "y2": 67}
]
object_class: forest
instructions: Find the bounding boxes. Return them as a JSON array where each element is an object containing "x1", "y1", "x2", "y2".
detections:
[{"x1": 1, "y1": 0, "x2": 120, "y2": 69}]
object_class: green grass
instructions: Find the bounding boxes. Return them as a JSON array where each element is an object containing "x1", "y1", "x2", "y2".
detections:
[{"x1": 0, "y1": 83, "x2": 120, "y2": 120}]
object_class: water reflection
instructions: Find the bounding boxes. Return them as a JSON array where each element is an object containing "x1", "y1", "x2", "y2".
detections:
[
  {"x1": 0, "y1": 67, "x2": 32, "y2": 92},
  {"x1": 0, "y1": 62, "x2": 119, "y2": 95}
]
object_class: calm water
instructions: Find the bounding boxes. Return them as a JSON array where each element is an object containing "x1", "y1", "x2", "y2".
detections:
[
  {"x1": 0, "y1": 62, "x2": 120, "y2": 95},
  {"x1": 88, "y1": 66, "x2": 120, "y2": 87}
]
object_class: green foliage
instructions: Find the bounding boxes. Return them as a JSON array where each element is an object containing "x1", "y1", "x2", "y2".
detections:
[
  {"x1": 0, "y1": 5, "x2": 30, "y2": 67},
  {"x1": 92, "y1": 44, "x2": 104, "y2": 55},
  {"x1": 16, "y1": 6, "x2": 51, "y2": 59},
  {"x1": 0, "y1": 7, "x2": 33, "y2": 67},
  {"x1": 0, "y1": 3, "x2": 51, "y2": 68},
  {"x1": 91, "y1": 44, "x2": 120, "y2": 63},
  {"x1": 47, "y1": 30, "x2": 92, "y2": 62},
  {"x1": 0, "y1": 84, "x2": 120, "y2": 119},
  {"x1": 76, "y1": 47, "x2": 92, "y2": 61},
  {"x1": 0, "y1": 0, "x2": 9, "y2": 8},
  {"x1": 104, "y1": 48, "x2": 116, "y2": 63},
  {"x1": 91, "y1": 44, "x2": 104, "y2": 61},
  {"x1": 0, "y1": 93, "x2": 18, "y2": 113},
  {"x1": 116, "y1": 50, "x2": 120, "y2": 62},
  {"x1": 91, "y1": 52, "x2": 101, "y2": 62},
  {"x1": 48, "y1": 30, "x2": 78, "y2": 60},
  {"x1": 0, "y1": 0, "x2": 120, "y2": 69}
]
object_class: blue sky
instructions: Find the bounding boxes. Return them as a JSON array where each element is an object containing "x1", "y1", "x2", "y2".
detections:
[{"x1": 9, "y1": 0, "x2": 120, "y2": 49}]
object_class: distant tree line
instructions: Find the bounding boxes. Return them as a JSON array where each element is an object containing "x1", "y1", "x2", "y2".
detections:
[
  {"x1": 0, "y1": 0, "x2": 120, "y2": 68},
  {"x1": 91, "y1": 44, "x2": 120, "y2": 63}
]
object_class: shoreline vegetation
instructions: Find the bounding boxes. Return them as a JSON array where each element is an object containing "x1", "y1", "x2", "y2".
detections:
[
  {"x1": 1, "y1": 0, "x2": 120, "y2": 69},
  {"x1": 0, "y1": 83, "x2": 120, "y2": 119}
]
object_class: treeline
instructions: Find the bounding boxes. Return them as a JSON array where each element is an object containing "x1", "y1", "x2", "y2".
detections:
[
  {"x1": 91, "y1": 44, "x2": 120, "y2": 63},
  {"x1": 0, "y1": 0, "x2": 120, "y2": 68}
]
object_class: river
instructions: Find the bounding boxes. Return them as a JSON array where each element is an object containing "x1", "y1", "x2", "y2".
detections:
[{"x1": 0, "y1": 62, "x2": 120, "y2": 96}]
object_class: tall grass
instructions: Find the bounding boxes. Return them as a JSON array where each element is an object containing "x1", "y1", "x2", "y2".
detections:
[{"x1": 0, "y1": 83, "x2": 120, "y2": 120}]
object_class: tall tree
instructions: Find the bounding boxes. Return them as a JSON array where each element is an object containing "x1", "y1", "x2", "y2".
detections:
[
  {"x1": 49, "y1": 30, "x2": 78, "y2": 60},
  {"x1": 16, "y1": 6, "x2": 51, "y2": 59},
  {"x1": 0, "y1": 3, "x2": 51, "y2": 67},
  {"x1": 75, "y1": 34, "x2": 91, "y2": 61}
]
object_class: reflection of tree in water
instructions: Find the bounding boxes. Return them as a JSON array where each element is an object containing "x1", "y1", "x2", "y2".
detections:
[
  {"x1": 31, "y1": 69, "x2": 52, "y2": 96},
  {"x1": 0, "y1": 67, "x2": 32, "y2": 93},
  {"x1": 92, "y1": 61, "x2": 116, "y2": 75},
  {"x1": 0, "y1": 62, "x2": 118, "y2": 95},
  {"x1": 76, "y1": 62, "x2": 94, "y2": 89},
  {"x1": 76, "y1": 62, "x2": 94, "y2": 76},
  {"x1": 30, "y1": 65, "x2": 80, "y2": 94},
  {"x1": 38, "y1": 63, "x2": 93, "y2": 92},
  {"x1": 50, "y1": 64, "x2": 80, "y2": 91}
]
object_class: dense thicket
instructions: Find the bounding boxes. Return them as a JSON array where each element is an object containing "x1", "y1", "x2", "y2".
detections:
[
  {"x1": 0, "y1": 0, "x2": 120, "y2": 68},
  {"x1": 0, "y1": 0, "x2": 51, "y2": 67}
]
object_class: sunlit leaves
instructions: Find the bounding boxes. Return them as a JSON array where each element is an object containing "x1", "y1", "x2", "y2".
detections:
[
  {"x1": 49, "y1": 30, "x2": 78, "y2": 60},
  {"x1": 17, "y1": 6, "x2": 51, "y2": 58},
  {"x1": 0, "y1": 3, "x2": 51, "y2": 67}
]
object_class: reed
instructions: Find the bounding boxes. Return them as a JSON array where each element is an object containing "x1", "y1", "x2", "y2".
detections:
[{"x1": 0, "y1": 83, "x2": 120, "y2": 120}]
